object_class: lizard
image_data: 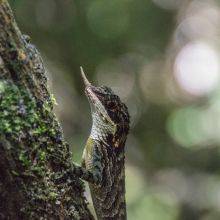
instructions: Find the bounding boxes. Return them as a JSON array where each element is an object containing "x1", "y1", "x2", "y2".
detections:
[{"x1": 74, "y1": 67, "x2": 130, "y2": 220}]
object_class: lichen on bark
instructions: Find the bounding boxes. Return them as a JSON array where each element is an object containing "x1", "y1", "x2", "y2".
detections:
[{"x1": 0, "y1": 1, "x2": 93, "y2": 219}]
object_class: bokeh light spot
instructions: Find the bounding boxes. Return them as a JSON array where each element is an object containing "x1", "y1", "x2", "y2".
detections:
[
  {"x1": 174, "y1": 41, "x2": 220, "y2": 97},
  {"x1": 167, "y1": 107, "x2": 209, "y2": 148}
]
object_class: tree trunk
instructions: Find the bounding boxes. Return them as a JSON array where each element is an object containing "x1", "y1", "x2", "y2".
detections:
[{"x1": 0, "y1": 1, "x2": 93, "y2": 219}]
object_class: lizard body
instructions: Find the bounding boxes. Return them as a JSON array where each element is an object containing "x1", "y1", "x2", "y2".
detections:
[{"x1": 79, "y1": 68, "x2": 130, "y2": 220}]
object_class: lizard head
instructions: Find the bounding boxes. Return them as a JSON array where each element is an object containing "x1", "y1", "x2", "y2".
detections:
[{"x1": 81, "y1": 67, "x2": 130, "y2": 145}]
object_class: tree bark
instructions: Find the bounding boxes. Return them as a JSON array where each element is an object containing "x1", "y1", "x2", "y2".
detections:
[{"x1": 0, "y1": 1, "x2": 93, "y2": 219}]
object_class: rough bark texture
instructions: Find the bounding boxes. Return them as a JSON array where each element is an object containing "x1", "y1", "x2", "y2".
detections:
[{"x1": 0, "y1": 1, "x2": 94, "y2": 219}]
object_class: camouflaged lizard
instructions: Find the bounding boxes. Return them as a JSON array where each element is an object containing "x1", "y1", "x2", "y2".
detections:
[{"x1": 74, "y1": 67, "x2": 130, "y2": 220}]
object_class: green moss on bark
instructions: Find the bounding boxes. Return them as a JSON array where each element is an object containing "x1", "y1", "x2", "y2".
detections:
[{"x1": 0, "y1": 80, "x2": 90, "y2": 219}]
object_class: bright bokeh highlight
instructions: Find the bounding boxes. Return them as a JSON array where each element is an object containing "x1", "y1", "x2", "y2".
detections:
[{"x1": 174, "y1": 42, "x2": 220, "y2": 96}]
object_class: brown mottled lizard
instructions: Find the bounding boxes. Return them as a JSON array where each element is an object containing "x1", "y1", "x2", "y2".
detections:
[{"x1": 74, "y1": 67, "x2": 130, "y2": 220}]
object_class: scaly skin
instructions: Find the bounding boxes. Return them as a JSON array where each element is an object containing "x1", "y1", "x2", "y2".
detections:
[{"x1": 78, "y1": 68, "x2": 130, "y2": 220}]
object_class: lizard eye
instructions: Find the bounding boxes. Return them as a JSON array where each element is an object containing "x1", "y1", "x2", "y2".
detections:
[{"x1": 107, "y1": 101, "x2": 116, "y2": 109}]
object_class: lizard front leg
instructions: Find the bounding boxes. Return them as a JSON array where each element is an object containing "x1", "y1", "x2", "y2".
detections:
[
  {"x1": 72, "y1": 164, "x2": 102, "y2": 186},
  {"x1": 73, "y1": 138, "x2": 103, "y2": 186}
]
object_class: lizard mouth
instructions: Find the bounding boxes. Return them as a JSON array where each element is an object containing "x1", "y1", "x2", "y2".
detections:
[
  {"x1": 80, "y1": 67, "x2": 110, "y2": 120},
  {"x1": 85, "y1": 86, "x2": 97, "y2": 105}
]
